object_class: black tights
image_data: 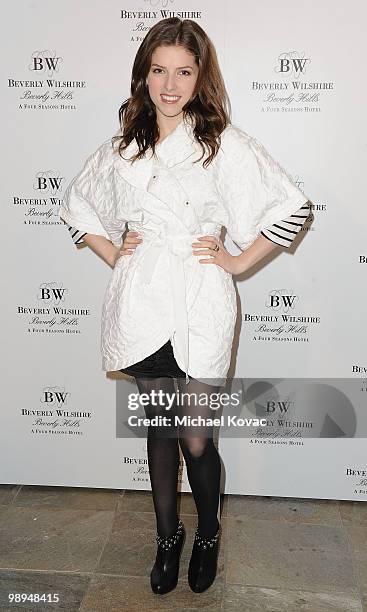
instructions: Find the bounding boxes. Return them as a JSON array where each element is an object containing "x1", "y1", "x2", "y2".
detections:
[{"x1": 135, "y1": 376, "x2": 221, "y2": 539}]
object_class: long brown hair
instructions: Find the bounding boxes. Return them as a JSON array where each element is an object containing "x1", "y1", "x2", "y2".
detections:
[{"x1": 112, "y1": 17, "x2": 231, "y2": 168}]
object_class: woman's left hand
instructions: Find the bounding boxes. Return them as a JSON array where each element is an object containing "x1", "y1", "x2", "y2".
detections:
[{"x1": 192, "y1": 235, "x2": 243, "y2": 275}]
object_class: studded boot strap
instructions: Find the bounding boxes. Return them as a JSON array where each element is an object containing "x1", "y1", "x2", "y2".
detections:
[
  {"x1": 156, "y1": 519, "x2": 184, "y2": 550},
  {"x1": 194, "y1": 523, "x2": 221, "y2": 549}
]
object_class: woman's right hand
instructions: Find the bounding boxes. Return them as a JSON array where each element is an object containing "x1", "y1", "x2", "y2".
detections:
[{"x1": 114, "y1": 231, "x2": 142, "y2": 265}]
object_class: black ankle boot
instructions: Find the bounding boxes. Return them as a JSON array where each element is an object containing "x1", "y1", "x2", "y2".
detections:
[
  {"x1": 188, "y1": 522, "x2": 221, "y2": 593},
  {"x1": 150, "y1": 519, "x2": 185, "y2": 595}
]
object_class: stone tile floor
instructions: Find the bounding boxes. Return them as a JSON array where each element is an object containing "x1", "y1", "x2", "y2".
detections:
[{"x1": 0, "y1": 484, "x2": 365, "y2": 611}]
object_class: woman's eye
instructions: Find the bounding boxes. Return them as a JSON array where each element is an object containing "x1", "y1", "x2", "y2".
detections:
[{"x1": 152, "y1": 68, "x2": 163, "y2": 73}]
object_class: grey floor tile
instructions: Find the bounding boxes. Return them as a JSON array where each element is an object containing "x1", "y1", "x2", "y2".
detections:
[
  {"x1": 345, "y1": 521, "x2": 367, "y2": 555},
  {"x1": 227, "y1": 495, "x2": 341, "y2": 526},
  {"x1": 118, "y1": 489, "x2": 227, "y2": 518},
  {"x1": 13, "y1": 485, "x2": 123, "y2": 511},
  {"x1": 96, "y1": 510, "x2": 157, "y2": 577},
  {"x1": 0, "y1": 485, "x2": 22, "y2": 506},
  {"x1": 0, "y1": 506, "x2": 114, "y2": 572},
  {"x1": 348, "y1": 549, "x2": 367, "y2": 594},
  {"x1": 0, "y1": 569, "x2": 91, "y2": 611},
  {"x1": 117, "y1": 490, "x2": 154, "y2": 514},
  {"x1": 345, "y1": 523, "x2": 367, "y2": 557},
  {"x1": 80, "y1": 573, "x2": 224, "y2": 611},
  {"x1": 222, "y1": 584, "x2": 363, "y2": 611},
  {"x1": 361, "y1": 590, "x2": 367, "y2": 611},
  {"x1": 225, "y1": 516, "x2": 358, "y2": 593},
  {"x1": 339, "y1": 501, "x2": 367, "y2": 527},
  {"x1": 344, "y1": 523, "x2": 367, "y2": 592}
]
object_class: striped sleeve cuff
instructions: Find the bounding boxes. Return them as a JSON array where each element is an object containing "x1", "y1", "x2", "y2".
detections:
[
  {"x1": 62, "y1": 219, "x2": 87, "y2": 246},
  {"x1": 260, "y1": 202, "x2": 312, "y2": 247}
]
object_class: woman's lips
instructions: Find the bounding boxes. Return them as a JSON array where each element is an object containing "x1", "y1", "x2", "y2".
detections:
[{"x1": 160, "y1": 94, "x2": 181, "y2": 104}]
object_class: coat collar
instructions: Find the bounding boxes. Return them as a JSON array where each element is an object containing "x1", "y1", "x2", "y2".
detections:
[
  {"x1": 112, "y1": 115, "x2": 202, "y2": 191},
  {"x1": 153, "y1": 114, "x2": 200, "y2": 168}
]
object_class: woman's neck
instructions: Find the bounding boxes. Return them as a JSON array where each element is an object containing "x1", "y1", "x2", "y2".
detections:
[{"x1": 156, "y1": 114, "x2": 184, "y2": 144}]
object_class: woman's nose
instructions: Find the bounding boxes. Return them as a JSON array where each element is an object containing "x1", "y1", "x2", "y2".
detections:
[{"x1": 164, "y1": 74, "x2": 177, "y2": 91}]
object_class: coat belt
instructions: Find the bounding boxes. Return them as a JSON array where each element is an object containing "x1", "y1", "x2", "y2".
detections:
[{"x1": 138, "y1": 233, "x2": 218, "y2": 385}]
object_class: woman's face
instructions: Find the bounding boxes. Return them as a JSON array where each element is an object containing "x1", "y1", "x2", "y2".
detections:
[{"x1": 146, "y1": 44, "x2": 199, "y2": 124}]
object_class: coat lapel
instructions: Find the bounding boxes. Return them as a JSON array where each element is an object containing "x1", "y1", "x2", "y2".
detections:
[
  {"x1": 112, "y1": 116, "x2": 201, "y2": 191},
  {"x1": 154, "y1": 115, "x2": 201, "y2": 168},
  {"x1": 112, "y1": 135, "x2": 153, "y2": 192}
]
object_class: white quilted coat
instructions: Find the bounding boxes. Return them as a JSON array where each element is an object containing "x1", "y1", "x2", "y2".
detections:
[{"x1": 58, "y1": 116, "x2": 309, "y2": 385}]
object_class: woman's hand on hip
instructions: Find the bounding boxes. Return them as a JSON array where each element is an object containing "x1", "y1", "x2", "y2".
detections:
[
  {"x1": 118, "y1": 231, "x2": 142, "y2": 257},
  {"x1": 192, "y1": 235, "x2": 243, "y2": 275},
  {"x1": 112, "y1": 231, "x2": 142, "y2": 267}
]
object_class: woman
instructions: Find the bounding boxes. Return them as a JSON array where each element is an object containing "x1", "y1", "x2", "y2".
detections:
[{"x1": 59, "y1": 17, "x2": 312, "y2": 595}]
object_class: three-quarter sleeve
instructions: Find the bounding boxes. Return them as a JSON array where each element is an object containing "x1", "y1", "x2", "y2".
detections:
[
  {"x1": 260, "y1": 201, "x2": 312, "y2": 247},
  {"x1": 58, "y1": 149, "x2": 111, "y2": 244},
  {"x1": 216, "y1": 125, "x2": 311, "y2": 251}
]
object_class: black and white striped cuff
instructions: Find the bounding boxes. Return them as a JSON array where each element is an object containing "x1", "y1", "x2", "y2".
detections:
[
  {"x1": 261, "y1": 202, "x2": 312, "y2": 247},
  {"x1": 62, "y1": 219, "x2": 87, "y2": 245}
]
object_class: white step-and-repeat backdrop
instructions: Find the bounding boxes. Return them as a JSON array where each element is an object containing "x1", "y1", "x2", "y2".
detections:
[{"x1": 2, "y1": 0, "x2": 366, "y2": 501}]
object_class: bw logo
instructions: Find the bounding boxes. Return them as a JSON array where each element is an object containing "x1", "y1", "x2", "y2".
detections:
[
  {"x1": 29, "y1": 51, "x2": 62, "y2": 76},
  {"x1": 267, "y1": 290, "x2": 299, "y2": 311},
  {"x1": 38, "y1": 283, "x2": 68, "y2": 304},
  {"x1": 34, "y1": 173, "x2": 64, "y2": 196},
  {"x1": 275, "y1": 52, "x2": 310, "y2": 79},
  {"x1": 41, "y1": 387, "x2": 69, "y2": 406}
]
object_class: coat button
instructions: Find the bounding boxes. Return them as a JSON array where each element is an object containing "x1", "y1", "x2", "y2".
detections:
[
  {"x1": 152, "y1": 175, "x2": 157, "y2": 179},
  {"x1": 185, "y1": 201, "x2": 189, "y2": 206}
]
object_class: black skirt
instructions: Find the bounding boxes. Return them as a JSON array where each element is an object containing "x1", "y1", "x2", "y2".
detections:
[{"x1": 119, "y1": 339, "x2": 188, "y2": 379}]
